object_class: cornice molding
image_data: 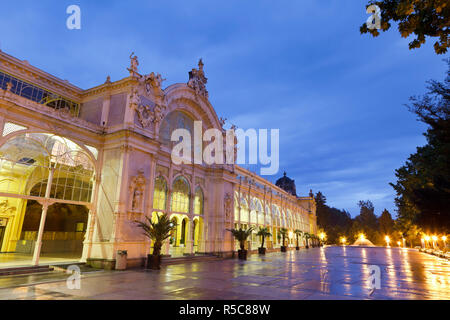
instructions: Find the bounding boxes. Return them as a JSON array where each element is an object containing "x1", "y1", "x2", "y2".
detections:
[
  {"x1": 0, "y1": 88, "x2": 103, "y2": 134},
  {"x1": 0, "y1": 50, "x2": 82, "y2": 101}
]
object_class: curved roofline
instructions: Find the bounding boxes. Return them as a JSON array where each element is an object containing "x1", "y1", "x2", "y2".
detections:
[{"x1": 164, "y1": 83, "x2": 222, "y2": 130}]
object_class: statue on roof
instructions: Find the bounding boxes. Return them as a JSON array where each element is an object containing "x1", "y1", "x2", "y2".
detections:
[
  {"x1": 187, "y1": 58, "x2": 209, "y2": 98},
  {"x1": 128, "y1": 52, "x2": 140, "y2": 77}
]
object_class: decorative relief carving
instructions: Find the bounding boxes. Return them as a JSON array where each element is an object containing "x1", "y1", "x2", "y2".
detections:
[
  {"x1": 187, "y1": 59, "x2": 209, "y2": 99},
  {"x1": 144, "y1": 72, "x2": 165, "y2": 99},
  {"x1": 129, "y1": 87, "x2": 167, "y2": 130},
  {"x1": 129, "y1": 169, "x2": 146, "y2": 214},
  {"x1": 0, "y1": 200, "x2": 16, "y2": 215},
  {"x1": 224, "y1": 193, "x2": 233, "y2": 220}
]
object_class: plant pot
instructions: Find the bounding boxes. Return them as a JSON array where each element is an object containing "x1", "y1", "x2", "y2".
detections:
[
  {"x1": 258, "y1": 247, "x2": 266, "y2": 255},
  {"x1": 238, "y1": 249, "x2": 247, "y2": 260},
  {"x1": 281, "y1": 246, "x2": 287, "y2": 252},
  {"x1": 296, "y1": 246, "x2": 300, "y2": 251},
  {"x1": 147, "y1": 254, "x2": 161, "y2": 270}
]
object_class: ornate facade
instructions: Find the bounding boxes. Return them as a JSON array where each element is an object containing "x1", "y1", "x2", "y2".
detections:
[{"x1": 0, "y1": 50, "x2": 316, "y2": 268}]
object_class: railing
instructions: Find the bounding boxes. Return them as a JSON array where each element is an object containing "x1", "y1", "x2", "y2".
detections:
[{"x1": 0, "y1": 70, "x2": 80, "y2": 117}]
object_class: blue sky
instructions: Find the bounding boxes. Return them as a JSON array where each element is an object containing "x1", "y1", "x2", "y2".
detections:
[{"x1": 0, "y1": 0, "x2": 447, "y2": 217}]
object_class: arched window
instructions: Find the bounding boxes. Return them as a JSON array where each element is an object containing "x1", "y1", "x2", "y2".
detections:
[
  {"x1": 159, "y1": 111, "x2": 194, "y2": 147},
  {"x1": 265, "y1": 205, "x2": 272, "y2": 226},
  {"x1": 171, "y1": 176, "x2": 190, "y2": 213},
  {"x1": 272, "y1": 204, "x2": 280, "y2": 226},
  {"x1": 153, "y1": 176, "x2": 167, "y2": 211},
  {"x1": 0, "y1": 133, "x2": 95, "y2": 202},
  {"x1": 194, "y1": 187, "x2": 204, "y2": 215},
  {"x1": 240, "y1": 197, "x2": 249, "y2": 223}
]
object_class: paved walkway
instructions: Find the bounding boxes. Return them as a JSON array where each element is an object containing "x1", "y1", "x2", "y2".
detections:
[{"x1": 0, "y1": 246, "x2": 449, "y2": 300}]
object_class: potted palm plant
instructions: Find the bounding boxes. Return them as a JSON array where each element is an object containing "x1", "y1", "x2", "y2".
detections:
[
  {"x1": 280, "y1": 228, "x2": 288, "y2": 252},
  {"x1": 256, "y1": 227, "x2": 271, "y2": 255},
  {"x1": 304, "y1": 232, "x2": 311, "y2": 249},
  {"x1": 227, "y1": 227, "x2": 254, "y2": 260},
  {"x1": 294, "y1": 229, "x2": 303, "y2": 250},
  {"x1": 135, "y1": 213, "x2": 176, "y2": 270}
]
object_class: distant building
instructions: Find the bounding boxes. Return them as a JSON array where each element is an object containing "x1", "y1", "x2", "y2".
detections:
[
  {"x1": 0, "y1": 50, "x2": 316, "y2": 269},
  {"x1": 276, "y1": 172, "x2": 297, "y2": 197}
]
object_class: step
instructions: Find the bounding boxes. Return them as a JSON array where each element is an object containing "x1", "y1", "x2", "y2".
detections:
[
  {"x1": 0, "y1": 265, "x2": 53, "y2": 277},
  {"x1": 161, "y1": 255, "x2": 222, "y2": 265}
]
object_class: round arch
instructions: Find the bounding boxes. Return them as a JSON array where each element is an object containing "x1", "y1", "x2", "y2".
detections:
[{"x1": 0, "y1": 132, "x2": 97, "y2": 265}]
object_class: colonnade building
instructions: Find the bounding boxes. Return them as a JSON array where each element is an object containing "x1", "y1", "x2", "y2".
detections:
[{"x1": 0, "y1": 50, "x2": 317, "y2": 268}]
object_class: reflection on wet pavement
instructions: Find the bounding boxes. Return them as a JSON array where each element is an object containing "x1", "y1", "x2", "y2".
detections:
[{"x1": 0, "y1": 246, "x2": 448, "y2": 300}]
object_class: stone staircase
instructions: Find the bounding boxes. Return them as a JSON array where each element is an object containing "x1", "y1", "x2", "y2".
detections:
[{"x1": 0, "y1": 265, "x2": 54, "y2": 277}]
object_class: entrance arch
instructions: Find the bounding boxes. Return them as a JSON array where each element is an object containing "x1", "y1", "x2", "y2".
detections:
[{"x1": 0, "y1": 132, "x2": 96, "y2": 266}]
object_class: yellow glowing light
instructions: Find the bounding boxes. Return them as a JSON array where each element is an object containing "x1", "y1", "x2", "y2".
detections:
[
  {"x1": 359, "y1": 233, "x2": 366, "y2": 241},
  {"x1": 432, "y1": 235, "x2": 438, "y2": 241},
  {"x1": 425, "y1": 235, "x2": 431, "y2": 241},
  {"x1": 288, "y1": 231, "x2": 293, "y2": 238},
  {"x1": 397, "y1": 241, "x2": 401, "y2": 246},
  {"x1": 319, "y1": 232, "x2": 326, "y2": 240},
  {"x1": 385, "y1": 235, "x2": 390, "y2": 243},
  {"x1": 340, "y1": 237, "x2": 347, "y2": 244},
  {"x1": 442, "y1": 236, "x2": 447, "y2": 241}
]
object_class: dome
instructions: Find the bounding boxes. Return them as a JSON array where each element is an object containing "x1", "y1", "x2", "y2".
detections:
[{"x1": 275, "y1": 172, "x2": 297, "y2": 196}]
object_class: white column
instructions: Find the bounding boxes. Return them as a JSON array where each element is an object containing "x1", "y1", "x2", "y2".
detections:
[
  {"x1": 185, "y1": 217, "x2": 194, "y2": 255},
  {"x1": 32, "y1": 165, "x2": 55, "y2": 266}
]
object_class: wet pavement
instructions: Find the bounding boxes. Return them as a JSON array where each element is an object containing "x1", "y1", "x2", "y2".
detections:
[{"x1": 0, "y1": 246, "x2": 449, "y2": 300}]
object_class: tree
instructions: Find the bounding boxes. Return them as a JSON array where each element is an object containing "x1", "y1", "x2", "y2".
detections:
[
  {"x1": 356, "y1": 200, "x2": 379, "y2": 230},
  {"x1": 135, "y1": 213, "x2": 176, "y2": 269},
  {"x1": 360, "y1": 0, "x2": 450, "y2": 54},
  {"x1": 391, "y1": 60, "x2": 450, "y2": 233},
  {"x1": 352, "y1": 200, "x2": 383, "y2": 244},
  {"x1": 395, "y1": 219, "x2": 422, "y2": 247},
  {"x1": 256, "y1": 227, "x2": 271, "y2": 249},
  {"x1": 227, "y1": 227, "x2": 254, "y2": 251},
  {"x1": 279, "y1": 228, "x2": 288, "y2": 247},
  {"x1": 294, "y1": 229, "x2": 303, "y2": 248},
  {"x1": 379, "y1": 209, "x2": 395, "y2": 235},
  {"x1": 315, "y1": 192, "x2": 352, "y2": 244},
  {"x1": 304, "y1": 232, "x2": 311, "y2": 249}
]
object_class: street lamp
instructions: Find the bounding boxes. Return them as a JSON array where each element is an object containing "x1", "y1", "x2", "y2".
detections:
[
  {"x1": 424, "y1": 235, "x2": 431, "y2": 248},
  {"x1": 397, "y1": 241, "x2": 401, "y2": 247},
  {"x1": 442, "y1": 236, "x2": 447, "y2": 250},
  {"x1": 319, "y1": 232, "x2": 326, "y2": 246},
  {"x1": 432, "y1": 235, "x2": 438, "y2": 249},
  {"x1": 385, "y1": 235, "x2": 390, "y2": 247},
  {"x1": 340, "y1": 237, "x2": 347, "y2": 246}
]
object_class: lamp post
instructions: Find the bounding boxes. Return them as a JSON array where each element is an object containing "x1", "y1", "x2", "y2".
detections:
[
  {"x1": 442, "y1": 236, "x2": 447, "y2": 251},
  {"x1": 319, "y1": 232, "x2": 326, "y2": 246},
  {"x1": 424, "y1": 235, "x2": 431, "y2": 248},
  {"x1": 385, "y1": 236, "x2": 390, "y2": 247},
  {"x1": 421, "y1": 237, "x2": 425, "y2": 249},
  {"x1": 340, "y1": 237, "x2": 347, "y2": 246},
  {"x1": 432, "y1": 235, "x2": 438, "y2": 249}
]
